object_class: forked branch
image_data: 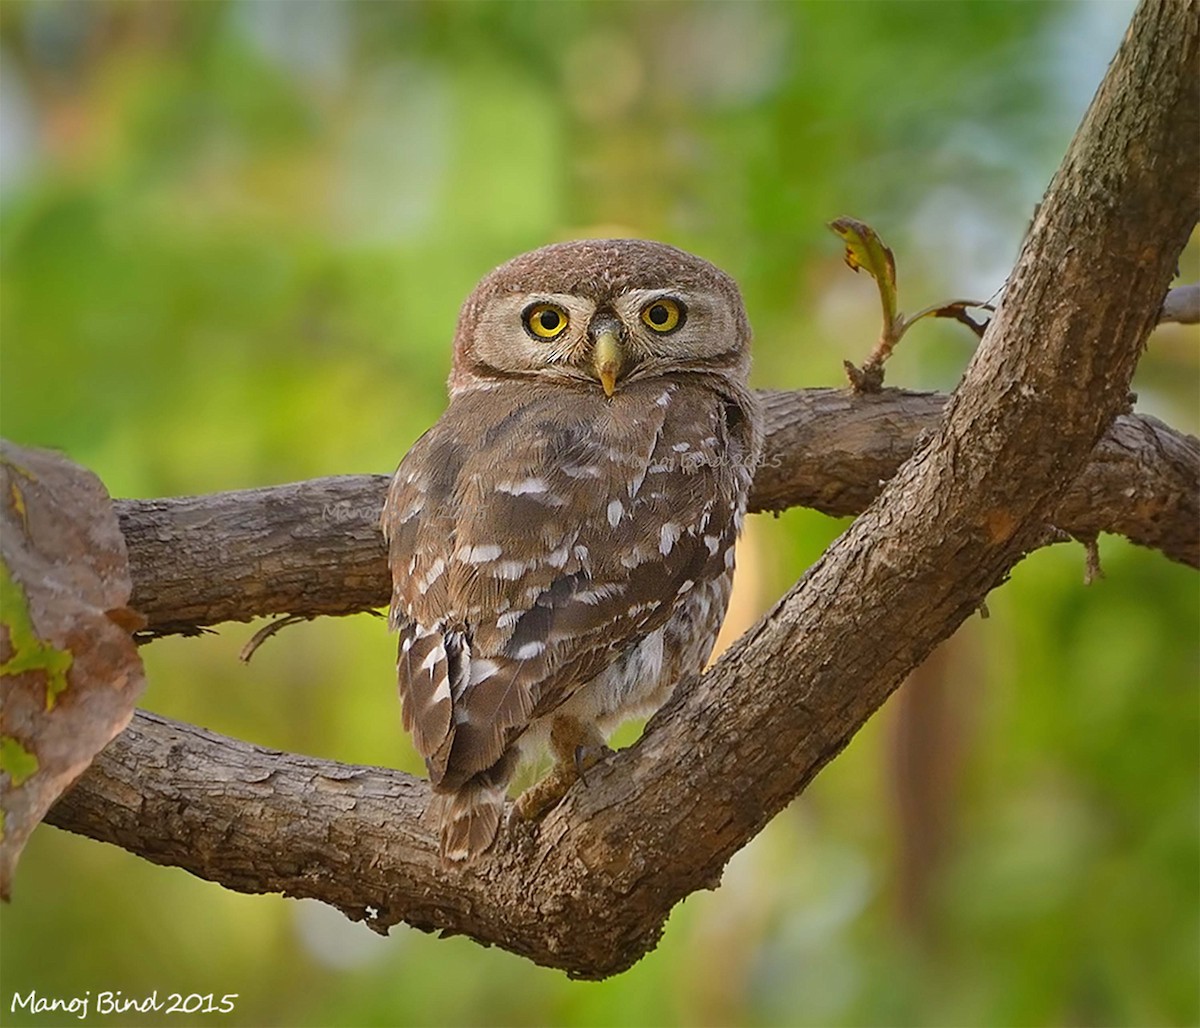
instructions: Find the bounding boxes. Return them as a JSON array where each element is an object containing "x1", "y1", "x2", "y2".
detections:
[{"x1": 45, "y1": 0, "x2": 1199, "y2": 979}]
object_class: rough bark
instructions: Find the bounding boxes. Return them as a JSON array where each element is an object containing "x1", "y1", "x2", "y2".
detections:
[
  {"x1": 45, "y1": 0, "x2": 1199, "y2": 980},
  {"x1": 115, "y1": 396, "x2": 1198, "y2": 638}
]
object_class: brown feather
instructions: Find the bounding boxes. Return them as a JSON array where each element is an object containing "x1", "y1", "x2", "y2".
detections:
[{"x1": 396, "y1": 625, "x2": 453, "y2": 766}]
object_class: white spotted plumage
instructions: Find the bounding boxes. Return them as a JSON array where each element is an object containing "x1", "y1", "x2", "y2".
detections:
[{"x1": 382, "y1": 239, "x2": 760, "y2": 862}]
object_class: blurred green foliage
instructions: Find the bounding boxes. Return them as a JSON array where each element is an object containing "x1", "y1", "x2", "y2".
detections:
[{"x1": 1, "y1": 2, "x2": 1195, "y2": 1026}]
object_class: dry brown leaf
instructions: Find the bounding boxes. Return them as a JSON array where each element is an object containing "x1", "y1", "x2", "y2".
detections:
[{"x1": 0, "y1": 441, "x2": 147, "y2": 898}]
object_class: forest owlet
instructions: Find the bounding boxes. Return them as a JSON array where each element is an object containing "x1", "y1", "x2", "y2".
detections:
[{"x1": 381, "y1": 239, "x2": 760, "y2": 862}]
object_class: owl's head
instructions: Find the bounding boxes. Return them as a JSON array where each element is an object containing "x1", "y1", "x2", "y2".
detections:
[{"x1": 448, "y1": 239, "x2": 751, "y2": 397}]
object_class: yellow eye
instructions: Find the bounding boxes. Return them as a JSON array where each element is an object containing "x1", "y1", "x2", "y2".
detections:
[
  {"x1": 641, "y1": 298, "x2": 684, "y2": 333},
  {"x1": 524, "y1": 303, "x2": 570, "y2": 340}
]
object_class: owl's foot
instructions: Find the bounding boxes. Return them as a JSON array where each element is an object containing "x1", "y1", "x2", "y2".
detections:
[
  {"x1": 512, "y1": 716, "x2": 613, "y2": 822},
  {"x1": 513, "y1": 766, "x2": 574, "y2": 822}
]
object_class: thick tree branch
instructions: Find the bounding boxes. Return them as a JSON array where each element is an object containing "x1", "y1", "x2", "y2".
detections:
[
  {"x1": 115, "y1": 395, "x2": 1197, "y2": 637},
  {"x1": 46, "y1": 0, "x2": 1199, "y2": 979}
]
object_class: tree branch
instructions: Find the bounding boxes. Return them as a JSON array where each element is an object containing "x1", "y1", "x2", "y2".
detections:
[
  {"x1": 115, "y1": 394, "x2": 1197, "y2": 638},
  {"x1": 46, "y1": 0, "x2": 1199, "y2": 979}
]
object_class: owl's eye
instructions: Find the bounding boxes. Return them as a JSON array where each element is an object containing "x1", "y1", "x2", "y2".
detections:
[
  {"x1": 523, "y1": 303, "x2": 570, "y2": 340},
  {"x1": 640, "y1": 298, "x2": 685, "y2": 333}
]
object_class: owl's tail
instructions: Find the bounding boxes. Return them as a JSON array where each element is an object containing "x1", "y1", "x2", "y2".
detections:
[{"x1": 429, "y1": 761, "x2": 515, "y2": 864}]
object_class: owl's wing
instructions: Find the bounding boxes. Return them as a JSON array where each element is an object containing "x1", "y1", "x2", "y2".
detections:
[{"x1": 382, "y1": 379, "x2": 753, "y2": 789}]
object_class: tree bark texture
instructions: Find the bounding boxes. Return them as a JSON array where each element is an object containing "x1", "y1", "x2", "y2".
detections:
[
  {"x1": 115, "y1": 394, "x2": 1197, "y2": 638},
  {"x1": 45, "y1": 0, "x2": 1200, "y2": 980}
]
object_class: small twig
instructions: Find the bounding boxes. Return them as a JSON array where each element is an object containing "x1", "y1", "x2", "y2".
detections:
[
  {"x1": 859, "y1": 316, "x2": 908, "y2": 378},
  {"x1": 239, "y1": 614, "x2": 316, "y2": 663},
  {"x1": 829, "y1": 219, "x2": 995, "y2": 393},
  {"x1": 239, "y1": 610, "x2": 388, "y2": 663},
  {"x1": 1079, "y1": 535, "x2": 1106, "y2": 586}
]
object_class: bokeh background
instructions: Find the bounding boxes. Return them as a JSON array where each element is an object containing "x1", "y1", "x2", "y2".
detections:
[{"x1": 2, "y1": 2, "x2": 1196, "y2": 1026}]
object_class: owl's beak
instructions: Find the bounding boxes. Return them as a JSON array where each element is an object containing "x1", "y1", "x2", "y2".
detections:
[{"x1": 592, "y1": 330, "x2": 624, "y2": 397}]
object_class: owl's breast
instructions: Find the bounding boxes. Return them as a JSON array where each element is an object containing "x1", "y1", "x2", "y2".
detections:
[{"x1": 383, "y1": 373, "x2": 755, "y2": 784}]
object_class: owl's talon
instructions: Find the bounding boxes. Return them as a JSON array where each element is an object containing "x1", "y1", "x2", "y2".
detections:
[
  {"x1": 574, "y1": 746, "x2": 588, "y2": 786},
  {"x1": 573, "y1": 743, "x2": 614, "y2": 787}
]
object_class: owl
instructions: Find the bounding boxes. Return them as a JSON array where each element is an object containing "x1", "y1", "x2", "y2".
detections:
[{"x1": 382, "y1": 239, "x2": 760, "y2": 862}]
